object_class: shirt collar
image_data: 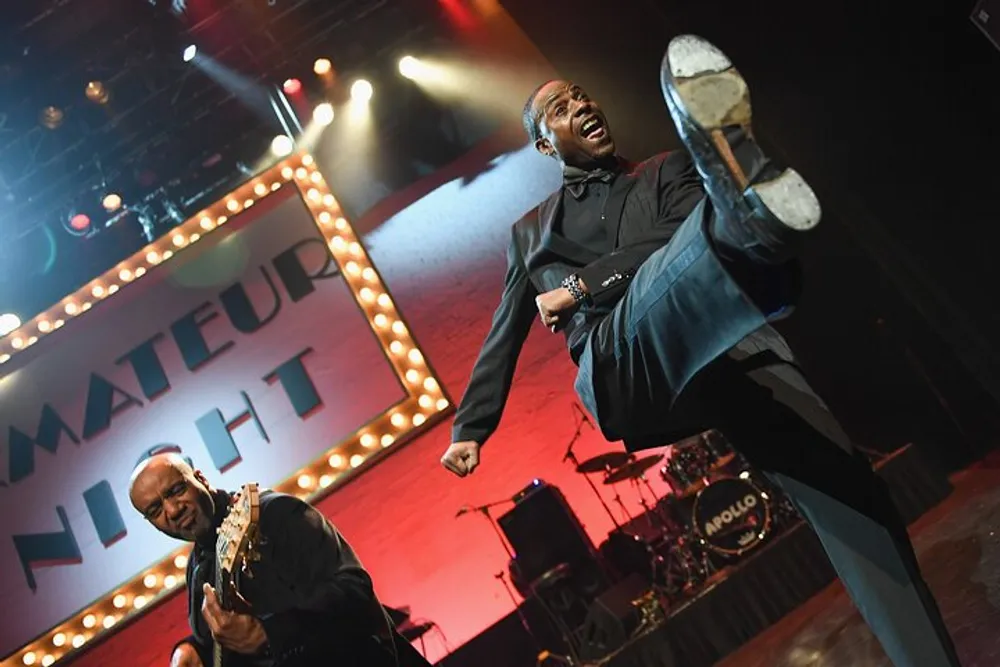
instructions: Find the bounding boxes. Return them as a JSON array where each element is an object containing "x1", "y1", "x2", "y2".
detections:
[{"x1": 562, "y1": 157, "x2": 625, "y2": 199}]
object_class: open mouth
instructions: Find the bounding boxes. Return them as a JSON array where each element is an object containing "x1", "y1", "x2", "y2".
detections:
[{"x1": 580, "y1": 115, "x2": 607, "y2": 141}]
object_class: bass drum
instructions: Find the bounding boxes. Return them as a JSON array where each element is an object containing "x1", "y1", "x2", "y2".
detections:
[{"x1": 691, "y1": 477, "x2": 771, "y2": 557}]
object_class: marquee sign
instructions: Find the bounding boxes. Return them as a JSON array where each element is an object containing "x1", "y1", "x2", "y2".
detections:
[{"x1": 0, "y1": 153, "x2": 452, "y2": 666}]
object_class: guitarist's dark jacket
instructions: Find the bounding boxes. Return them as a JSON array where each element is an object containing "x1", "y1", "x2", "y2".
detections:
[{"x1": 176, "y1": 489, "x2": 426, "y2": 666}]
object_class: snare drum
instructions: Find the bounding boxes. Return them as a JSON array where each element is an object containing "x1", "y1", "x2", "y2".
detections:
[{"x1": 691, "y1": 477, "x2": 771, "y2": 556}]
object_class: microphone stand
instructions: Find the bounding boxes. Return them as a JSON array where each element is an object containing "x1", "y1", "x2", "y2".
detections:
[
  {"x1": 564, "y1": 404, "x2": 622, "y2": 530},
  {"x1": 456, "y1": 498, "x2": 540, "y2": 650}
]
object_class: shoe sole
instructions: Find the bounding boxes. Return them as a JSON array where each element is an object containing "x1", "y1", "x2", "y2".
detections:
[{"x1": 664, "y1": 35, "x2": 821, "y2": 231}]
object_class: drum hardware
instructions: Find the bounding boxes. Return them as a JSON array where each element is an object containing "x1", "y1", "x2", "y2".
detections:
[{"x1": 563, "y1": 403, "x2": 625, "y2": 531}]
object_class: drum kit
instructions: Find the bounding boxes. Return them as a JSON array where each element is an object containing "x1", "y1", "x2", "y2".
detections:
[{"x1": 571, "y1": 429, "x2": 800, "y2": 602}]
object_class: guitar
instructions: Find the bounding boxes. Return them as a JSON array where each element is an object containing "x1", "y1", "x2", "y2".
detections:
[{"x1": 213, "y1": 482, "x2": 261, "y2": 667}]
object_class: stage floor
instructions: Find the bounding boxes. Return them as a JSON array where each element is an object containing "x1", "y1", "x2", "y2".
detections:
[{"x1": 717, "y1": 464, "x2": 1000, "y2": 667}]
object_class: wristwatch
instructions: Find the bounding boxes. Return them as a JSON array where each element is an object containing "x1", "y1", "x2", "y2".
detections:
[{"x1": 561, "y1": 274, "x2": 591, "y2": 305}]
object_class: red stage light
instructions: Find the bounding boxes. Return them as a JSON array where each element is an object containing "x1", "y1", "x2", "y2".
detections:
[
  {"x1": 70, "y1": 214, "x2": 91, "y2": 231},
  {"x1": 283, "y1": 78, "x2": 302, "y2": 95}
]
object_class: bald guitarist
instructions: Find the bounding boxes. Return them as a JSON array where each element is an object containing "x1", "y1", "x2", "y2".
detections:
[{"x1": 129, "y1": 453, "x2": 431, "y2": 667}]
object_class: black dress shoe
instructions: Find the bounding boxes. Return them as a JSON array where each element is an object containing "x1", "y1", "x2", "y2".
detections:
[{"x1": 660, "y1": 35, "x2": 821, "y2": 234}]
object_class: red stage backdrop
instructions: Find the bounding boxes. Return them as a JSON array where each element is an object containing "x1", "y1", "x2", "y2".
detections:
[{"x1": 5, "y1": 5, "x2": 684, "y2": 666}]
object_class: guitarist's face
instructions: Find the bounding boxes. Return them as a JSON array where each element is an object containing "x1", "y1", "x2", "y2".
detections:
[{"x1": 131, "y1": 457, "x2": 217, "y2": 542}]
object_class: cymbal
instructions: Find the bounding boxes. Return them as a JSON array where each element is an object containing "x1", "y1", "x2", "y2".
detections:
[
  {"x1": 603, "y1": 454, "x2": 664, "y2": 484},
  {"x1": 575, "y1": 451, "x2": 631, "y2": 474}
]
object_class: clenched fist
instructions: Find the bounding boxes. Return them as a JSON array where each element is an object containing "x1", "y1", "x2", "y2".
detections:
[{"x1": 441, "y1": 441, "x2": 481, "y2": 477}]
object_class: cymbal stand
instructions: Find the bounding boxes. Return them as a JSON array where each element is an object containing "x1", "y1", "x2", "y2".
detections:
[{"x1": 563, "y1": 413, "x2": 622, "y2": 530}]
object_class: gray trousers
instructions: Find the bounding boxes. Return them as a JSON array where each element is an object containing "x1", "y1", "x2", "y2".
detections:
[{"x1": 576, "y1": 199, "x2": 961, "y2": 666}]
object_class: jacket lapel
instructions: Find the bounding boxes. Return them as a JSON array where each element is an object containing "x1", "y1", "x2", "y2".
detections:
[
  {"x1": 538, "y1": 192, "x2": 602, "y2": 265},
  {"x1": 604, "y1": 166, "x2": 638, "y2": 247}
]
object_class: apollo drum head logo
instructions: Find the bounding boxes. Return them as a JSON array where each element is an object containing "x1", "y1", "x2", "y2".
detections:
[{"x1": 693, "y1": 477, "x2": 770, "y2": 554}]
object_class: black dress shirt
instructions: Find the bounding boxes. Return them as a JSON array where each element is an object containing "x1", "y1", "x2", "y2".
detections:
[{"x1": 176, "y1": 490, "x2": 392, "y2": 667}]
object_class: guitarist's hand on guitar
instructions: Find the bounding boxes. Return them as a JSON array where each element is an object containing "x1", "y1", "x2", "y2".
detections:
[{"x1": 202, "y1": 583, "x2": 268, "y2": 655}]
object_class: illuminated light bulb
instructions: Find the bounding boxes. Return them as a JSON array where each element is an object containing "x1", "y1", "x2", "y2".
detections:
[
  {"x1": 254, "y1": 183, "x2": 268, "y2": 196},
  {"x1": 92, "y1": 285, "x2": 105, "y2": 298},
  {"x1": 334, "y1": 217, "x2": 347, "y2": 230},
  {"x1": 346, "y1": 262, "x2": 361, "y2": 276},
  {"x1": 108, "y1": 285, "x2": 119, "y2": 295},
  {"x1": 419, "y1": 394, "x2": 434, "y2": 409},
  {"x1": 297, "y1": 475, "x2": 313, "y2": 489},
  {"x1": 314, "y1": 58, "x2": 332, "y2": 75},
  {"x1": 424, "y1": 377, "x2": 440, "y2": 391},
  {"x1": 147, "y1": 251, "x2": 160, "y2": 264},
  {"x1": 328, "y1": 454, "x2": 344, "y2": 468},
  {"x1": 302, "y1": 155, "x2": 314, "y2": 166},
  {"x1": 0, "y1": 354, "x2": 9, "y2": 364},
  {"x1": 348, "y1": 242, "x2": 363, "y2": 257},
  {"x1": 271, "y1": 182, "x2": 281, "y2": 191},
  {"x1": 173, "y1": 234, "x2": 185, "y2": 247},
  {"x1": 215, "y1": 217, "x2": 227, "y2": 226},
  {"x1": 373, "y1": 314, "x2": 389, "y2": 328},
  {"x1": 390, "y1": 413, "x2": 405, "y2": 427},
  {"x1": 41, "y1": 656, "x2": 54, "y2": 667},
  {"x1": 11, "y1": 337, "x2": 24, "y2": 349},
  {"x1": 389, "y1": 341, "x2": 404, "y2": 355},
  {"x1": 318, "y1": 211, "x2": 332, "y2": 224},
  {"x1": 392, "y1": 321, "x2": 407, "y2": 335},
  {"x1": 271, "y1": 135, "x2": 294, "y2": 157},
  {"x1": 38, "y1": 320, "x2": 52, "y2": 333},
  {"x1": 113, "y1": 594, "x2": 127, "y2": 608},
  {"x1": 350, "y1": 79, "x2": 373, "y2": 103},
  {"x1": 65, "y1": 303, "x2": 78, "y2": 315},
  {"x1": 26, "y1": 335, "x2": 38, "y2": 345},
  {"x1": 405, "y1": 369, "x2": 421, "y2": 384},
  {"x1": 52, "y1": 634, "x2": 66, "y2": 647},
  {"x1": 103, "y1": 615, "x2": 116, "y2": 629},
  {"x1": 408, "y1": 349, "x2": 424, "y2": 364},
  {"x1": 22, "y1": 651, "x2": 36, "y2": 665},
  {"x1": 201, "y1": 217, "x2": 214, "y2": 231},
  {"x1": 190, "y1": 233, "x2": 201, "y2": 243},
  {"x1": 281, "y1": 166, "x2": 294, "y2": 179},
  {"x1": 135, "y1": 267, "x2": 146, "y2": 278},
  {"x1": 119, "y1": 269, "x2": 133, "y2": 282},
  {"x1": 362, "y1": 267, "x2": 376, "y2": 281},
  {"x1": 398, "y1": 55, "x2": 421, "y2": 79},
  {"x1": 243, "y1": 199, "x2": 254, "y2": 209},
  {"x1": 360, "y1": 433, "x2": 376, "y2": 448},
  {"x1": 319, "y1": 475, "x2": 333, "y2": 488},
  {"x1": 227, "y1": 199, "x2": 240, "y2": 212},
  {"x1": 436, "y1": 397, "x2": 449, "y2": 410},
  {"x1": 381, "y1": 434, "x2": 394, "y2": 447},
  {"x1": 313, "y1": 103, "x2": 335, "y2": 127},
  {"x1": 54, "y1": 319, "x2": 64, "y2": 328},
  {"x1": 359, "y1": 288, "x2": 375, "y2": 303},
  {"x1": 376, "y1": 294, "x2": 391, "y2": 308},
  {"x1": 307, "y1": 188, "x2": 321, "y2": 202},
  {"x1": 310, "y1": 171, "x2": 323, "y2": 184},
  {"x1": 164, "y1": 575, "x2": 178, "y2": 588},
  {"x1": 80, "y1": 303, "x2": 91, "y2": 312},
  {"x1": 134, "y1": 595, "x2": 147, "y2": 609},
  {"x1": 174, "y1": 554, "x2": 188, "y2": 569},
  {"x1": 349, "y1": 454, "x2": 364, "y2": 468},
  {"x1": 162, "y1": 250, "x2": 174, "y2": 260},
  {"x1": 413, "y1": 414, "x2": 426, "y2": 427},
  {"x1": 330, "y1": 236, "x2": 346, "y2": 251},
  {"x1": 295, "y1": 168, "x2": 308, "y2": 180},
  {"x1": 323, "y1": 194, "x2": 336, "y2": 208},
  {"x1": 82, "y1": 615, "x2": 96, "y2": 629},
  {"x1": 143, "y1": 574, "x2": 158, "y2": 588},
  {"x1": 72, "y1": 634, "x2": 85, "y2": 648}
]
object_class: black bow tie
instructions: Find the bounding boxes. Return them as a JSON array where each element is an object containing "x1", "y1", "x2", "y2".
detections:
[{"x1": 564, "y1": 165, "x2": 617, "y2": 199}]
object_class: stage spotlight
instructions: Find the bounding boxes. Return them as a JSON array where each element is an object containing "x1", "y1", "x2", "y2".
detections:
[
  {"x1": 70, "y1": 213, "x2": 91, "y2": 232},
  {"x1": 398, "y1": 56, "x2": 420, "y2": 79},
  {"x1": 283, "y1": 78, "x2": 302, "y2": 95},
  {"x1": 313, "y1": 58, "x2": 332, "y2": 75},
  {"x1": 271, "y1": 134, "x2": 294, "y2": 157},
  {"x1": 85, "y1": 81, "x2": 110, "y2": 104},
  {"x1": 313, "y1": 103, "x2": 335, "y2": 126},
  {"x1": 350, "y1": 79, "x2": 373, "y2": 103},
  {"x1": 102, "y1": 193, "x2": 122, "y2": 212},
  {"x1": 183, "y1": 45, "x2": 197, "y2": 62},
  {"x1": 0, "y1": 313, "x2": 20, "y2": 337}
]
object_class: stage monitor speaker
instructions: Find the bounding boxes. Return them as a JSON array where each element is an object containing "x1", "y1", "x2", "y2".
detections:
[
  {"x1": 972, "y1": 0, "x2": 1000, "y2": 51},
  {"x1": 498, "y1": 481, "x2": 607, "y2": 597},
  {"x1": 577, "y1": 573, "x2": 649, "y2": 661}
]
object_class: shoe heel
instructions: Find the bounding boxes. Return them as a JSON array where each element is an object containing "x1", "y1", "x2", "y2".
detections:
[{"x1": 747, "y1": 169, "x2": 822, "y2": 231}]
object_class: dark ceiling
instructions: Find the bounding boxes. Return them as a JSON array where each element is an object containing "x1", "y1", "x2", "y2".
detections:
[{"x1": 0, "y1": 0, "x2": 453, "y2": 322}]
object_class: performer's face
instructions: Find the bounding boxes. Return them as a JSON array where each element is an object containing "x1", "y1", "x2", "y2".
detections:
[
  {"x1": 130, "y1": 457, "x2": 216, "y2": 542},
  {"x1": 532, "y1": 81, "x2": 615, "y2": 166}
]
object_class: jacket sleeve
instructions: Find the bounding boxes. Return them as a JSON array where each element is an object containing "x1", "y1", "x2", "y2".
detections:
[
  {"x1": 451, "y1": 226, "x2": 538, "y2": 445},
  {"x1": 256, "y1": 496, "x2": 380, "y2": 656},
  {"x1": 576, "y1": 151, "x2": 703, "y2": 308}
]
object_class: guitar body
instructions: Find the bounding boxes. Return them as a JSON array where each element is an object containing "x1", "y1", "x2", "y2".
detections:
[{"x1": 212, "y1": 483, "x2": 261, "y2": 667}]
